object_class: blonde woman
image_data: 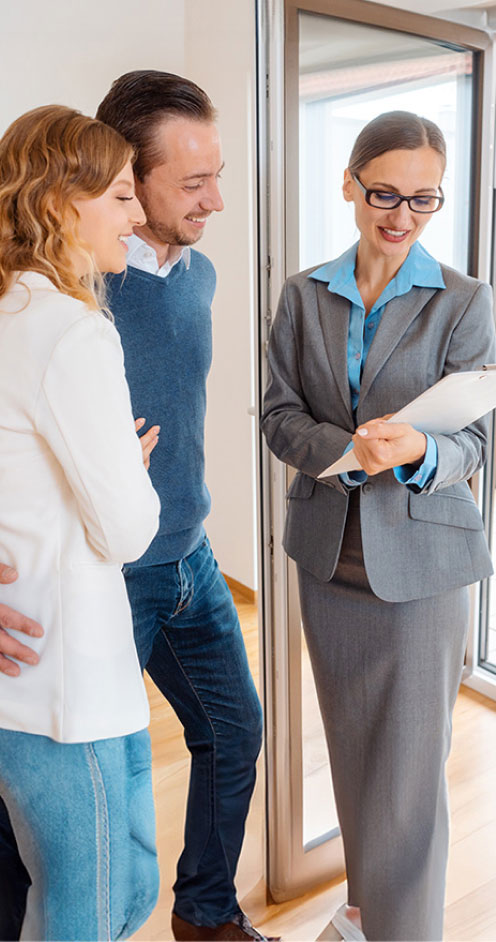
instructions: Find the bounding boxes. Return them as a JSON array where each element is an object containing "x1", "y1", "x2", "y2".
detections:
[{"x1": 0, "y1": 106, "x2": 161, "y2": 940}]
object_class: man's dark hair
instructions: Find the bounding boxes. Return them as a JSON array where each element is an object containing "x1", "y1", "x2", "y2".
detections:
[{"x1": 96, "y1": 70, "x2": 217, "y2": 181}]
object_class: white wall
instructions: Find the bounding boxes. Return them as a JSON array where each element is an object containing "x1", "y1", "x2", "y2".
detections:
[
  {"x1": 0, "y1": 1, "x2": 185, "y2": 129},
  {"x1": 184, "y1": 0, "x2": 259, "y2": 591}
]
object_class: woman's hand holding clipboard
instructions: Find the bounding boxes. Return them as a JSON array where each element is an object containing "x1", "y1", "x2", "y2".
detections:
[{"x1": 318, "y1": 366, "x2": 496, "y2": 478}]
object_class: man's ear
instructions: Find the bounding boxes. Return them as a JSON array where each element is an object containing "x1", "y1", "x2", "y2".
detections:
[{"x1": 342, "y1": 168, "x2": 354, "y2": 203}]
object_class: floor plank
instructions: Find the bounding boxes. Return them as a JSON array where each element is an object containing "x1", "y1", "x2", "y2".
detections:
[{"x1": 133, "y1": 594, "x2": 496, "y2": 941}]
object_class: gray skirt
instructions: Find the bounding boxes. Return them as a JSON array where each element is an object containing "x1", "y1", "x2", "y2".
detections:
[{"x1": 297, "y1": 489, "x2": 469, "y2": 942}]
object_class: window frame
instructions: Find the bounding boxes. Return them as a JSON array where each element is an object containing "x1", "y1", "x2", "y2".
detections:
[{"x1": 257, "y1": 0, "x2": 496, "y2": 902}]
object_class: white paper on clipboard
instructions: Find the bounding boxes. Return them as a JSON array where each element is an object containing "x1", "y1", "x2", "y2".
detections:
[{"x1": 318, "y1": 366, "x2": 496, "y2": 478}]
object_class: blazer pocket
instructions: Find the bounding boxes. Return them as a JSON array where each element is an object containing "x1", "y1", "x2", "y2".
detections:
[
  {"x1": 408, "y1": 491, "x2": 483, "y2": 530},
  {"x1": 286, "y1": 472, "x2": 316, "y2": 500}
]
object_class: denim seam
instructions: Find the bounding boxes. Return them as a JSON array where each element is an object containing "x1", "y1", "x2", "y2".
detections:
[
  {"x1": 158, "y1": 631, "x2": 238, "y2": 927},
  {"x1": 197, "y1": 737, "x2": 239, "y2": 926},
  {"x1": 85, "y1": 743, "x2": 111, "y2": 941},
  {"x1": 173, "y1": 557, "x2": 195, "y2": 616},
  {"x1": 157, "y1": 631, "x2": 215, "y2": 845}
]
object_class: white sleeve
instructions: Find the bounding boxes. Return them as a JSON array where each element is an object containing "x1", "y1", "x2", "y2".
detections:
[{"x1": 34, "y1": 312, "x2": 160, "y2": 563}]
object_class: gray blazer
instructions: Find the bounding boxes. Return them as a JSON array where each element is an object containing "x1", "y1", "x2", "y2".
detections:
[{"x1": 261, "y1": 263, "x2": 496, "y2": 602}]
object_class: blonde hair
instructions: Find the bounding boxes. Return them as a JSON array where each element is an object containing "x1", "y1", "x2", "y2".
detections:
[{"x1": 0, "y1": 104, "x2": 133, "y2": 310}]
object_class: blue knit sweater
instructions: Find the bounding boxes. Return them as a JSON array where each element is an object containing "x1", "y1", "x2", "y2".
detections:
[{"x1": 106, "y1": 250, "x2": 216, "y2": 565}]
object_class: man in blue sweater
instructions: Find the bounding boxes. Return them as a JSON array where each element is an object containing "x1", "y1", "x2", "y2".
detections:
[
  {"x1": 0, "y1": 72, "x2": 270, "y2": 942},
  {"x1": 100, "y1": 71, "x2": 266, "y2": 942}
]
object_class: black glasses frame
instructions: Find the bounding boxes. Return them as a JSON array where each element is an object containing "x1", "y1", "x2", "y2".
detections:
[{"x1": 352, "y1": 173, "x2": 445, "y2": 214}]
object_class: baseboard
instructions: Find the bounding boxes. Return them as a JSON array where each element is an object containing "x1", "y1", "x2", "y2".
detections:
[{"x1": 223, "y1": 573, "x2": 257, "y2": 605}]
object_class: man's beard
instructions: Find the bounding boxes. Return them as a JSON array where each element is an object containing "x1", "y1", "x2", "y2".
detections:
[{"x1": 140, "y1": 203, "x2": 204, "y2": 248}]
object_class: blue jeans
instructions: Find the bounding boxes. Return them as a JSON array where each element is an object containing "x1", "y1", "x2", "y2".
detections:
[
  {"x1": 0, "y1": 728, "x2": 158, "y2": 941},
  {"x1": 123, "y1": 537, "x2": 263, "y2": 928}
]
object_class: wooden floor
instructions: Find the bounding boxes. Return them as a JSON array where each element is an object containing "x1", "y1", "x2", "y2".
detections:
[{"x1": 132, "y1": 590, "x2": 496, "y2": 942}]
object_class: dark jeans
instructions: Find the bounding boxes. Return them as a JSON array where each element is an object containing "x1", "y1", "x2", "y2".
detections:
[
  {"x1": 0, "y1": 797, "x2": 30, "y2": 940},
  {"x1": 122, "y1": 537, "x2": 263, "y2": 928}
]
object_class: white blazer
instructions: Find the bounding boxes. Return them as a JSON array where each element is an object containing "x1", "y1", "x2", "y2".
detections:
[{"x1": 0, "y1": 272, "x2": 160, "y2": 743}]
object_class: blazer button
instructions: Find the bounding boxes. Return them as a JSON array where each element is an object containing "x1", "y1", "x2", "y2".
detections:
[{"x1": 362, "y1": 483, "x2": 373, "y2": 494}]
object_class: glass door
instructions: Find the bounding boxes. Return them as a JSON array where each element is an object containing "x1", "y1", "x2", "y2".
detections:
[
  {"x1": 258, "y1": 0, "x2": 494, "y2": 901},
  {"x1": 466, "y1": 135, "x2": 496, "y2": 695},
  {"x1": 479, "y1": 415, "x2": 496, "y2": 672},
  {"x1": 297, "y1": 15, "x2": 473, "y2": 273}
]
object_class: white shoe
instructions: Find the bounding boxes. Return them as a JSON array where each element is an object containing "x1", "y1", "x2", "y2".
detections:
[{"x1": 330, "y1": 904, "x2": 366, "y2": 941}]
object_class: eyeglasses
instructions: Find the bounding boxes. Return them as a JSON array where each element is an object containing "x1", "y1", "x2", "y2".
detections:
[{"x1": 352, "y1": 174, "x2": 444, "y2": 214}]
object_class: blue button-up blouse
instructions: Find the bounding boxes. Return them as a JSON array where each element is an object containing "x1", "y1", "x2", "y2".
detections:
[{"x1": 309, "y1": 241, "x2": 446, "y2": 489}]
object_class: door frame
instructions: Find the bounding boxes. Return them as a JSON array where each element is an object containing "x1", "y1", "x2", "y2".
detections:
[{"x1": 257, "y1": 0, "x2": 495, "y2": 902}]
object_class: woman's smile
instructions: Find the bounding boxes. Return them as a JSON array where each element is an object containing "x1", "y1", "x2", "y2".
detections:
[
  {"x1": 378, "y1": 226, "x2": 410, "y2": 242},
  {"x1": 343, "y1": 145, "x2": 444, "y2": 268}
]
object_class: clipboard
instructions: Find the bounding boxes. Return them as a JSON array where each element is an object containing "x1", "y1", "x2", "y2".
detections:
[{"x1": 318, "y1": 365, "x2": 496, "y2": 478}]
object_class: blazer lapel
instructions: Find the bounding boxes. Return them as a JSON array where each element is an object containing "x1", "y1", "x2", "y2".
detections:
[
  {"x1": 315, "y1": 282, "x2": 353, "y2": 422},
  {"x1": 359, "y1": 286, "x2": 438, "y2": 404}
]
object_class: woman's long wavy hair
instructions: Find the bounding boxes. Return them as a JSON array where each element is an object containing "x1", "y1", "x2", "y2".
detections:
[{"x1": 0, "y1": 104, "x2": 133, "y2": 310}]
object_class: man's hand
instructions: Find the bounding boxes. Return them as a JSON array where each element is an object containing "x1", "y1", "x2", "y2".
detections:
[
  {"x1": 352, "y1": 417, "x2": 427, "y2": 477},
  {"x1": 135, "y1": 418, "x2": 160, "y2": 470},
  {"x1": 0, "y1": 564, "x2": 43, "y2": 677}
]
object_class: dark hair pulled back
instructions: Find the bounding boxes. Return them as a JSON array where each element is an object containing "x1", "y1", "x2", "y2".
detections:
[{"x1": 348, "y1": 111, "x2": 446, "y2": 175}]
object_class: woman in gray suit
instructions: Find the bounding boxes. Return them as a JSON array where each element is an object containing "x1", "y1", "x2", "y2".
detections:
[{"x1": 262, "y1": 111, "x2": 495, "y2": 942}]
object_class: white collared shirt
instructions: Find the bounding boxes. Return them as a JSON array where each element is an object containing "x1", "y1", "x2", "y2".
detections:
[{"x1": 126, "y1": 233, "x2": 191, "y2": 278}]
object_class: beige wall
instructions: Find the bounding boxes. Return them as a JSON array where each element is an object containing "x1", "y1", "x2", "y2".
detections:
[
  {"x1": 0, "y1": 1, "x2": 185, "y2": 129},
  {"x1": 184, "y1": 0, "x2": 259, "y2": 590}
]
